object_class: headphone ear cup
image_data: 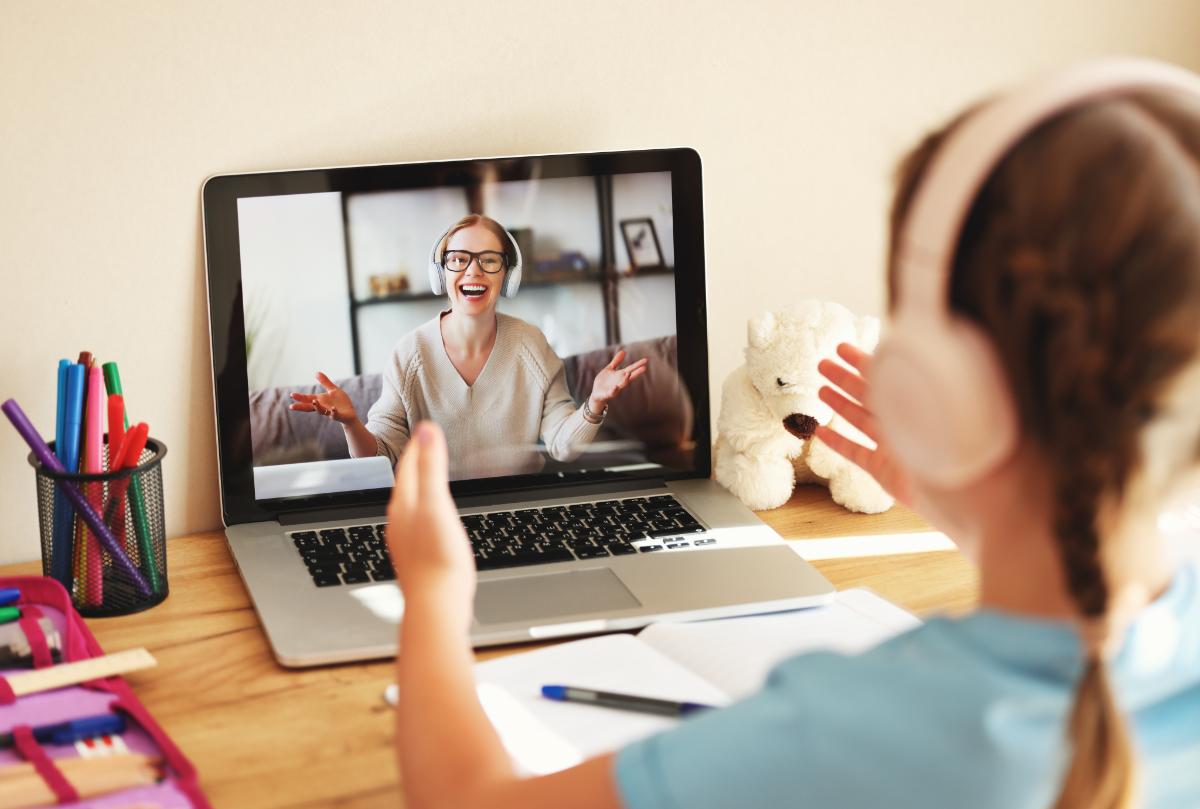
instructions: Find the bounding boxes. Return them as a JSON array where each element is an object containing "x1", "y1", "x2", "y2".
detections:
[
  {"x1": 501, "y1": 229, "x2": 523, "y2": 298},
  {"x1": 501, "y1": 262, "x2": 522, "y2": 297},
  {"x1": 427, "y1": 260, "x2": 445, "y2": 295},
  {"x1": 428, "y1": 227, "x2": 450, "y2": 296},
  {"x1": 870, "y1": 317, "x2": 1018, "y2": 489}
]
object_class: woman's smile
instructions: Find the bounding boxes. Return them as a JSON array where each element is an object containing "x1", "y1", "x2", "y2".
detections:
[{"x1": 457, "y1": 281, "x2": 490, "y2": 300}]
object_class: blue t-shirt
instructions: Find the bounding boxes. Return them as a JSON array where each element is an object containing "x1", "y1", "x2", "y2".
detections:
[{"x1": 616, "y1": 562, "x2": 1200, "y2": 809}]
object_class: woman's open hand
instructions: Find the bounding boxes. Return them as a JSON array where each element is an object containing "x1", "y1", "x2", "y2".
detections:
[
  {"x1": 385, "y1": 422, "x2": 476, "y2": 628},
  {"x1": 588, "y1": 350, "x2": 649, "y2": 411},
  {"x1": 815, "y1": 343, "x2": 913, "y2": 508},
  {"x1": 289, "y1": 372, "x2": 359, "y2": 425}
]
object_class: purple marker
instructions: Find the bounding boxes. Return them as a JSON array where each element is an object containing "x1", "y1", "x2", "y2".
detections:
[{"x1": 2, "y1": 399, "x2": 150, "y2": 597}]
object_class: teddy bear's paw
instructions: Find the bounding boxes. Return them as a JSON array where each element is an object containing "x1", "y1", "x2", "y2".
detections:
[
  {"x1": 828, "y1": 470, "x2": 895, "y2": 514},
  {"x1": 714, "y1": 452, "x2": 796, "y2": 511}
]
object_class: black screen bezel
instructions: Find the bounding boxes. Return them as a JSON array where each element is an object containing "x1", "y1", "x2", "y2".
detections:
[{"x1": 202, "y1": 148, "x2": 709, "y2": 526}]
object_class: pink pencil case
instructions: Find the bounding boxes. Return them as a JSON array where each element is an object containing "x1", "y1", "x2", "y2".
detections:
[{"x1": 0, "y1": 576, "x2": 210, "y2": 808}]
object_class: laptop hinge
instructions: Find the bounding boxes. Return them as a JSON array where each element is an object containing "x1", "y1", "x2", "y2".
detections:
[
  {"x1": 453, "y1": 478, "x2": 668, "y2": 510},
  {"x1": 278, "y1": 503, "x2": 387, "y2": 527}
]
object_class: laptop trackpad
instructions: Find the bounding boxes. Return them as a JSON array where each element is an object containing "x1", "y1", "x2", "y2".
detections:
[{"x1": 474, "y1": 568, "x2": 641, "y2": 625}]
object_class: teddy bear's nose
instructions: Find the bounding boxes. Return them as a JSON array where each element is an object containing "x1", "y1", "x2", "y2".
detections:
[{"x1": 776, "y1": 377, "x2": 787, "y2": 388}]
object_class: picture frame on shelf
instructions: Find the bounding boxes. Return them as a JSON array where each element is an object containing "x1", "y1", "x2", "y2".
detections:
[{"x1": 619, "y1": 217, "x2": 665, "y2": 272}]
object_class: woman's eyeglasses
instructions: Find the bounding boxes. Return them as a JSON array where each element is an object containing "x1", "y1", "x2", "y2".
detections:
[{"x1": 441, "y1": 250, "x2": 507, "y2": 274}]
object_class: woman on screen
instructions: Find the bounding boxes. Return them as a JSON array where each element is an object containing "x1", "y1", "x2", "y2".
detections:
[{"x1": 289, "y1": 214, "x2": 648, "y2": 480}]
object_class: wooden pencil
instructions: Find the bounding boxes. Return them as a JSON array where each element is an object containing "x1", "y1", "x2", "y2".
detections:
[{"x1": 0, "y1": 753, "x2": 161, "y2": 808}]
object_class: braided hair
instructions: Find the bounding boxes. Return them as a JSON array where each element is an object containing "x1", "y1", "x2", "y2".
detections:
[{"x1": 889, "y1": 92, "x2": 1200, "y2": 809}]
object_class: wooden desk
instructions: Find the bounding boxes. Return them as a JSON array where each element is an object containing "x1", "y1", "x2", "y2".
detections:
[{"x1": 3, "y1": 486, "x2": 976, "y2": 808}]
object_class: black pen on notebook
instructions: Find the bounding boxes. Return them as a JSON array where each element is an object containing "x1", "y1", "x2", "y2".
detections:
[{"x1": 541, "y1": 685, "x2": 716, "y2": 717}]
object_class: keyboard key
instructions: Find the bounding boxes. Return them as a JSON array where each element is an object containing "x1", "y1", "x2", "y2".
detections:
[
  {"x1": 476, "y1": 554, "x2": 531, "y2": 571},
  {"x1": 291, "y1": 531, "x2": 319, "y2": 548},
  {"x1": 302, "y1": 550, "x2": 340, "y2": 566},
  {"x1": 340, "y1": 570, "x2": 370, "y2": 585},
  {"x1": 638, "y1": 545, "x2": 663, "y2": 553},
  {"x1": 313, "y1": 573, "x2": 341, "y2": 587},
  {"x1": 574, "y1": 545, "x2": 611, "y2": 559},
  {"x1": 371, "y1": 568, "x2": 396, "y2": 581}
]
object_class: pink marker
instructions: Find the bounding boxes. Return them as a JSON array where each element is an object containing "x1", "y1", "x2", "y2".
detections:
[{"x1": 84, "y1": 366, "x2": 105, "y2": 605}]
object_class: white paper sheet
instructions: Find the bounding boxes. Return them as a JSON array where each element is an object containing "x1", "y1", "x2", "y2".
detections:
[
  {"x1": 636, "y1": 589, "x2": 920, "y2": 700},
  {"x1": 473, "y1": 633, "x2": 731, "y2": 774}
]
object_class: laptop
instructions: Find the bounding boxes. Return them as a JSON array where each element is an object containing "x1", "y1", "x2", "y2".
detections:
[{"x1": 201, "y1": 148, "x2": 834, "y2": 667}]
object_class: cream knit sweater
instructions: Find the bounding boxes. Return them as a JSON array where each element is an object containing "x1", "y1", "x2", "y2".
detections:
[{"x1": 365, "y1": 312, "x2": 600, "y2": 481}]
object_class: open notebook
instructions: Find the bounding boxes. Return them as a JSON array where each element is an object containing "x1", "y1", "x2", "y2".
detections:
[{"x1": 468, "y1": 589, "x2": 920, "y2": 774}]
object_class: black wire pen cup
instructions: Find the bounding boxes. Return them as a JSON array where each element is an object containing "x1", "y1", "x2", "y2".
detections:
[{"x1": 29, "y1": 436, "x2": 169, "y2": 617}]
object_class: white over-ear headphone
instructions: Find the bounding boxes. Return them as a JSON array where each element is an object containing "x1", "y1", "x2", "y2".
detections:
[
  {"x1": 870, "y1": 58, "x2": 1200, "y2": 489},
  {"x1": 427, "y1": 219, "x2": 524, "y2": 298}
]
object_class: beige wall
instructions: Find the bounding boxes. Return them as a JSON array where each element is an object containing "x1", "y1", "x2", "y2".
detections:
[{"x1": 2, "y1": 1, "x2": 1199, "y2": 564}]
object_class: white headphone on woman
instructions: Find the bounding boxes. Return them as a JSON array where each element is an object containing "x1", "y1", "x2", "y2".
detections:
[
  {"x1": 427, "y1": 220, "x2": 524, "y2": 298},
  {"x1": 869, "y1": 58, "x2": 1200, "y2": 489}
]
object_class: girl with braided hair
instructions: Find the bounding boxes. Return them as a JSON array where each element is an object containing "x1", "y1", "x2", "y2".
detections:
[{"x1": 378, "y1": 64, "x2": 1200, "y2": 809}]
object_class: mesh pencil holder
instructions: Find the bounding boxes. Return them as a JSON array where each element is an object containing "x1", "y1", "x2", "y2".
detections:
[{"x1": 29, "y1": 436, "x2": 169, "y2": 617}]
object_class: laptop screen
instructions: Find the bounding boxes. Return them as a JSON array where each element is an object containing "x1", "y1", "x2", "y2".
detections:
[{"x1": 203, "y1": 149, "x2": 709, "y2": 522}]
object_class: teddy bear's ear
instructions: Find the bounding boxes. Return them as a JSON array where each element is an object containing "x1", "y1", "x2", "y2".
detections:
[
  {"x1": 747, "y1": 311, "x2": 778, "y2": 349},
  {"x1": 856, "y1": 315, "x2": 882, "y2": 350}
]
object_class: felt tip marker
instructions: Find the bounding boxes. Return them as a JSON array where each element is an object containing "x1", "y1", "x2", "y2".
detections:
[
  {"x1": 540, "y1": 685, "x2": 715, "y2": 717},
  {"x1": 0, "y1": 714, "x2": 126, "y2": 747}
]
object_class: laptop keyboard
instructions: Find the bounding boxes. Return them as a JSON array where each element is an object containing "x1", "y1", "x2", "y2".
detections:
[{"x1": 289, "y1": 494, "x2": 714, "y2": 587}]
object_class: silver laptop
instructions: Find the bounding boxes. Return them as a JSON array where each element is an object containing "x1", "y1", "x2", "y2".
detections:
[{"x1": 201, "y1": 148, "x2": 834, "y2": 667}]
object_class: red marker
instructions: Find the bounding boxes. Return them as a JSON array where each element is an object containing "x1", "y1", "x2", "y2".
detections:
[
  {"x1": 115, "y1": 422, "x2": 148, "y2": 471},
  {"x1": 106, "y1": 395, "x2": 128, "y2": 555},
  {"x1": 106, "y1": 395, "x2": 125, "y2": 471},
  {"x1": 101, "y1": 422, "x2": 149, "y2": 531}
]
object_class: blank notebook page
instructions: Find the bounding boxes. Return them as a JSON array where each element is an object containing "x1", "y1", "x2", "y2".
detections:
[
  {"x1": 473, "y1": 633, "x2": 730, "y2": 775},
  {"x1": 637, "y1": 588, "x2": 921, "y2": 700}
]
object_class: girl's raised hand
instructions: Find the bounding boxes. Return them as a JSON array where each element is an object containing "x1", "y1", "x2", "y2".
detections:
[
  {"x1": 385, "y1": 422, "x2": 476, "y2": 628},
  {"x1": 289, "y1": 372, "x2": 359, "y2": 425},
  {"x1": 814, "y1": 343, "x2": 914, "y2": 508}
]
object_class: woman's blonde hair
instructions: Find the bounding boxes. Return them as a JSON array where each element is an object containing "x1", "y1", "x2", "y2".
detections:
[{"x1": 889, "y1": 92, "x2": 1200, "y2": 808}]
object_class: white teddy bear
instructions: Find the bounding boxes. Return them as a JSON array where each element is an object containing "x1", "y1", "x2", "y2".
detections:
[{"x1": 714, "y1": 300, "x2": 895, "y2": 514}]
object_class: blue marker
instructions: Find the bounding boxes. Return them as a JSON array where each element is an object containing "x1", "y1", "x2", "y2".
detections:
[
  {"x1": 0, "y1": 714, "x2": 126, "y2": 747},
  {"x1": 50, "y1": 364, "x2": 86, "y2": 588},
  {"x1": 54, "y1": 360, "x2": 70, "y2": 457},
  {"x1": 50, "y1": 360, "x2": 72, "y2": 586},
  {"x1": 0, "y1": 588, "x2": 19, "y2": 607}
]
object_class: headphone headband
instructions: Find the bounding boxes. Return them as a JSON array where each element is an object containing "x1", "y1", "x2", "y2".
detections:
[{"x1": 897, "y1": 57, "x2": 1200, "y2": 317}]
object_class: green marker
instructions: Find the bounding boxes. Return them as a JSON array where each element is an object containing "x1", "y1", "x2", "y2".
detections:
[
  {"x1": 0, "y1": 607, "x2": 20, "y2": 625},
  {"x1": 102, "y1": 362, "x2": 162, "y2": 594}
]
